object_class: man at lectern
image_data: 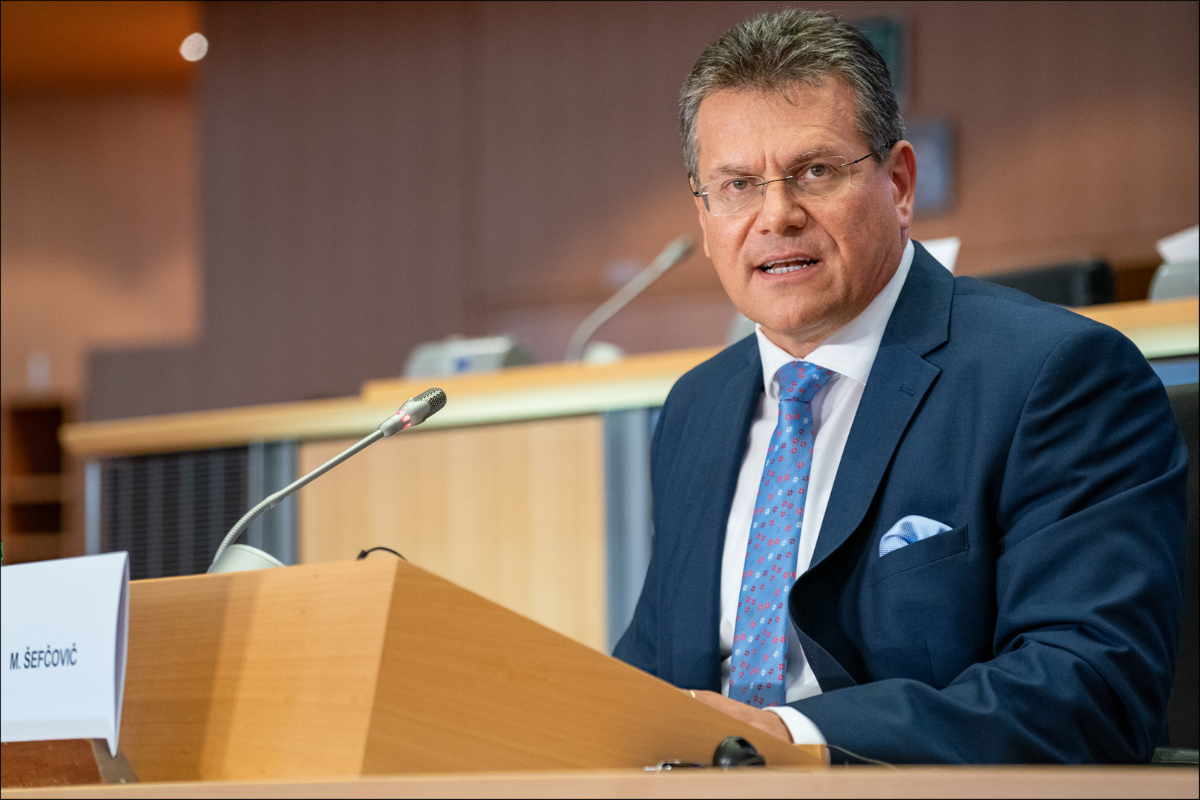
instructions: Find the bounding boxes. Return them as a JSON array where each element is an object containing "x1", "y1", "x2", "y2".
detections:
[{"x1": 614, "y1": 9, "x2": 1187, "y2": 764}]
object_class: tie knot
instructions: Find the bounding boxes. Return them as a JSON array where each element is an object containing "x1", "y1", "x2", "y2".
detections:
[{"x1": 774, "y1": 360, "x2": 834, "y2": 403}]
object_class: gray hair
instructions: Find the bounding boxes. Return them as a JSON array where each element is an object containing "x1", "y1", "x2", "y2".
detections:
[{"x1": 680, "y1": 9, "x2": 904, "y2": 181}]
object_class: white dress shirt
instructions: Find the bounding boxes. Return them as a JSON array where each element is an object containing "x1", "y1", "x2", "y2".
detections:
[{"x1": 719, "y1": 239, "x2": 915, "y2": 744}]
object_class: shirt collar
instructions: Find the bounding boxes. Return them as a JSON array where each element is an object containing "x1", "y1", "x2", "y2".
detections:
[{"x1": 755, "y1": 238, "x2": 914, "y2": 396}]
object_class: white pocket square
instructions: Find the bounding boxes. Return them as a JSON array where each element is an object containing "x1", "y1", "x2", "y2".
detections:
[{"x1": 879, "y1": 515, "x2": 952, "y2": 557}]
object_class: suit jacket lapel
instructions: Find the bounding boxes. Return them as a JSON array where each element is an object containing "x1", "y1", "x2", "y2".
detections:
[
  {"x1": 669, "y1": 340, "x2": 762, "y2": 690},
  {"x1": 807, "y1": 244, "x2": 953, "y2": 572}
]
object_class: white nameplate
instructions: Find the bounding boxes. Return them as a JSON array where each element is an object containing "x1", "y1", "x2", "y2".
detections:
[{"x1": 1, "y1": 552, "x2": 130, "y2": 757}]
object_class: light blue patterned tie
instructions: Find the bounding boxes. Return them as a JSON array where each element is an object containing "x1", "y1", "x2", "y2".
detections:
[{"x1": 730, "y1": 360, "x2": 834, "y2": 709}]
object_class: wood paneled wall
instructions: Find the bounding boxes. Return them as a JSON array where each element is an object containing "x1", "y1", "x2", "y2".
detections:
[
  {"x1": 904, "y1": 1, "x2": 1200, "y2": 271},
  {"x1": 81, "y1": 0, "x2": 1197, "y2": 419},
  {"x1": 1, "y1": 91, "x2": 199, "y2": 402}
]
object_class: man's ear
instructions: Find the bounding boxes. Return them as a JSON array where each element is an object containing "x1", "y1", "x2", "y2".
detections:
[
  {"x1": 889, "y1": 141, "x2": 917, "y2": 230},
  {"x1": 695, "y1": 193, "x2": 712, "y2": 258}
]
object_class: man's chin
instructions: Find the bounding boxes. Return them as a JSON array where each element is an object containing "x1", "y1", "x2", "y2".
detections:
[{"x1": 754, "y1": 318, "x2": 832, "y2": 357}]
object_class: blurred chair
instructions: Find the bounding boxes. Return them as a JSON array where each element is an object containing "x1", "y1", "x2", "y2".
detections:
[
  {"x1": 978, "y1": 259, "x2": 1115, "y2": 306},
  {"x1": 1160, "y1": 380, "x2": 1199, "y2": 758}
]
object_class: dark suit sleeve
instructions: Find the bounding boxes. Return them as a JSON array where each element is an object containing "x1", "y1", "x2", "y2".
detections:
[
  {"x1": 612, "y1": 394, "x2": 669, "y2": 675},
  {"x1": 793, "y1": 325, "x2": 1189, "y2": 763}
]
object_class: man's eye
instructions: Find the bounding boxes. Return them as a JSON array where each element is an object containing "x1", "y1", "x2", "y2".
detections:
[
  {"x1": 725, "y1": 178, "x2": 753, "y2": 193},
  {"x1": 800, "y1": 162, "x2": 839, "y2": 180}
]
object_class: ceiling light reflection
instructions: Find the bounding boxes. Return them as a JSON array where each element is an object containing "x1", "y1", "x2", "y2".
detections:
[{"x1": 180, "y1": 33, "x2": 208, "y2": 62}]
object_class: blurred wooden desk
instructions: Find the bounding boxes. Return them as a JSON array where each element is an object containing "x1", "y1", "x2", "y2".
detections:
[
  {"x1": 1071, "y1": 296, "x2": 1198, "y2": 359},
  {"x1": 4, "y1": 765, "x2": 1198, "y2": 799},
  {"x1": 60, "y1": 298, "x2": 1199, "y2": 458}
]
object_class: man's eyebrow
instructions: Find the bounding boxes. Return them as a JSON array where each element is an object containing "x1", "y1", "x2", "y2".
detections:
[
  {"x1": 784, "y1": 145, "x2": 840, "y2": 165},
  {"x1": 705, "y1": 146, "x2": 842, "y2": 180},
  {"x1": 707, "y1": 162, "x2": 759, "y2": 179}
]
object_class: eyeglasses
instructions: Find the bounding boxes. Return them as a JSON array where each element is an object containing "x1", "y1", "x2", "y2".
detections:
[{"x1": 692, "y1": 153, "x2": 875, "y2": 217}]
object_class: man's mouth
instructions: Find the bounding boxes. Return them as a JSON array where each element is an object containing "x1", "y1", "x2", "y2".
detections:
[{"x1": 760, "y1": 257, "x2": 819, "y2": 274}]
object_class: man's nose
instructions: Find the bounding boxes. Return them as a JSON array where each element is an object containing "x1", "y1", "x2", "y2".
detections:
[{"x1": 756, "y1": 179, "x2": 808, "y2": 234}]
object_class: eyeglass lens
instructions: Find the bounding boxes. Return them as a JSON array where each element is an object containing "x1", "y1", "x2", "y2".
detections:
[{"x1": 699, "y1": 154, "x2": 870, "y2": 217}]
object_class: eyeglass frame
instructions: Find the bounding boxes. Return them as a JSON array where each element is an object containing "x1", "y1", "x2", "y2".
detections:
[{"x1": 691, "y1": 152, "x2": 876, "y2": 217}]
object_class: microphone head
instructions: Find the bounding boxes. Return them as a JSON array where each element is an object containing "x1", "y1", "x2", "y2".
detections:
[
  {"x1": 378, "y1": 387, "x2": 448, "y2": 436},
  {"x1": 416, "y1": 386, "x2": 447, "y2": 415}
]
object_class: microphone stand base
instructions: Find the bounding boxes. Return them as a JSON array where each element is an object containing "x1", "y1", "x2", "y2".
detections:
[{"x1": 208, "y1": 544, "x2": 285, "y2": 574}]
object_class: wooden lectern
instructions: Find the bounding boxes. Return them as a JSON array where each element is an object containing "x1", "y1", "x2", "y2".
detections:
[{"x1": 120, "y1": 559, "x2": 824, "y2": 781}]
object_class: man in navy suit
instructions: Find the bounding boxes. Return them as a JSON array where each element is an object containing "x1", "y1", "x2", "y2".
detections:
[{"x1": 614, "y1": 9, "x2": 1187, "y2": 763}]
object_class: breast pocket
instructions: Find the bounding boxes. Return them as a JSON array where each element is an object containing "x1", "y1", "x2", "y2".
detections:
[
  {"x1": 857, "y1": 524, "x2": 978, "y2": 687},
  {"x1": 869, "y1": 524, "x2": 969, "y2": 585}
]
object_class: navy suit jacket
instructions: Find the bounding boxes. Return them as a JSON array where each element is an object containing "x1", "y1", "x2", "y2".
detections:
[{"x1": 614, "y1": 243, "x2": 1188, "y2": 763}]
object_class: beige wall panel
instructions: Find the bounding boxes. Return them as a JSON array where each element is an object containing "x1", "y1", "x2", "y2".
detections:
[
  {"x1": 902, "y1": 0, "x2": 1200, "y2": 272},
  {"x1": 298, "y1": 415, "x2": 607, "y2": 651},
  {"x1": 0, "y1": 91, "x2": 198, "y2": 402}
]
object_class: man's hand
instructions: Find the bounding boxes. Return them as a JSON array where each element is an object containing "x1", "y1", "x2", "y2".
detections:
[{"x1": 687, "y1": 690, "x2": 793, "y2": 742}]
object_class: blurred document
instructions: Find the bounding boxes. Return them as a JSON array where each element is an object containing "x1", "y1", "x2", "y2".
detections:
[
  {"x1": 921, "y1": 237, "x2": 960, "y2": 273},
  {"x1": 1, "y1": 552, "x2": 130, "y2": 757},
  {"x1": 1157, "y1": 225, "x2": 1199, "y2": 264}
]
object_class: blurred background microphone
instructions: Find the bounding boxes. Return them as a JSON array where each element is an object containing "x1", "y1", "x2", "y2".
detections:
[{"x1": 565, "y1": 235, "x2": 694, "y2": 363}]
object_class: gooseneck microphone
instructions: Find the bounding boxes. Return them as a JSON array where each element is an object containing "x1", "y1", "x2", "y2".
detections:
[
  {"x1": 565, "y1": 235, "x2": 694, "y2": 362},
  {"x1": 208, "y1": 387, "x2": 447, "y2": 573}
]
